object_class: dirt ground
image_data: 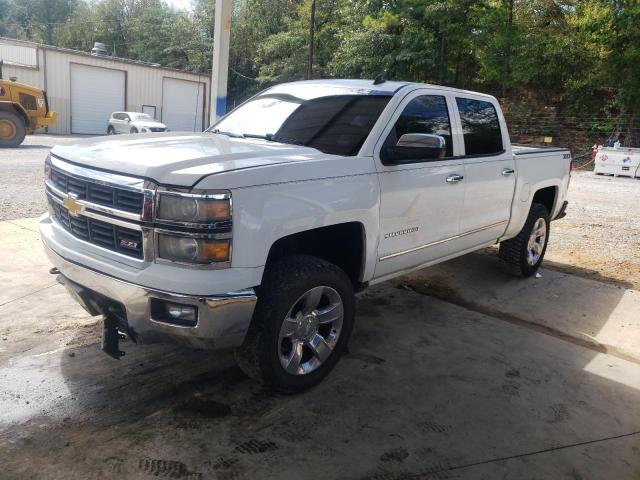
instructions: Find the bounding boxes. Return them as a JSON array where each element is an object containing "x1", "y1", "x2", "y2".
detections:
[
  {"x1": 0, "y1": 135, "x2": 86, "y2": 221},
  {"x1": 1, "y1": 139, "x2": 640, "y2": 479},
  {"x1": 544, "y1": 171, "x2": 640, "y2": 290}
]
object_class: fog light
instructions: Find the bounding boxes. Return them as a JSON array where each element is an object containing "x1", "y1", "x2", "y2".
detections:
[
  {"x1": 167, "y1": 303, "x2": 197, "y2": 322},
  {"x1": 150, "y1": 299, "x2": 198, "y2": 326}
]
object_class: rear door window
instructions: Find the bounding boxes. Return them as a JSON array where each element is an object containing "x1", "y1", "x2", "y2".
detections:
[{"x1": 455, "y1": 98, "x2": 503, "y2": 156}]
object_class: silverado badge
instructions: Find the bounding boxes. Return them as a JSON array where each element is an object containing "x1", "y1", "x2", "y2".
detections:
[{"x1": 63, "y1": 194, "x2": 85, "y2": 217}]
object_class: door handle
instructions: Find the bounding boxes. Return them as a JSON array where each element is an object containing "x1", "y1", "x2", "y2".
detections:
[
  {"x1": 446, "y1": 174, "x2": 464, "y2": 183},
  {"x1": 502, "y1": 168, "x2": 515, "y2": 176}
]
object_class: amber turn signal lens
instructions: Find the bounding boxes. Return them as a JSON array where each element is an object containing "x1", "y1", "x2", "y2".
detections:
[
  {"x1": 199, "y1": 200, "x2": 230, "y2": 221},
  {"x1": 202, "y1": 239, "x2": 231, "y2": 262}
]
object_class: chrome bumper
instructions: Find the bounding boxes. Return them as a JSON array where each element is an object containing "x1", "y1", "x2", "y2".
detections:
[{"x1": 44, "y1": 243, "x2": 257, "y2": 350}]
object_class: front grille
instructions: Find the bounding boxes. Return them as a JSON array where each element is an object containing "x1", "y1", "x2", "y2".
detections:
[
  {"x1": 51, "y1": 200, "x2": 144, "y2": 259},
  {"x1": 149, "y1": 127, "x2": 166, "y2": 132},
  {"x1": 51, "y1": 167, "x2": 144, "y2": 214}
]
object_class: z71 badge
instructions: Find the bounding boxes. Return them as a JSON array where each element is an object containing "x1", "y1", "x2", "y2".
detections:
[
  {"x1": 385, "y1": 227, "x2": 419, "y2": 239},
  {"x1": 119, "y1": 239, "x2": 139, "y2": 250}
]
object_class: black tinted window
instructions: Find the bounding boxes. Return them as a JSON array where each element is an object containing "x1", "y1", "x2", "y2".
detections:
[
  {"x1": 456, "y1": 98, "x2": 503, "y2": 155},
  {"x1": 19, "y1": 93, "x2": 37, "y2": 110},
  {"x1": 385, "y1": 95, "x2": 453, "y2": 157}
]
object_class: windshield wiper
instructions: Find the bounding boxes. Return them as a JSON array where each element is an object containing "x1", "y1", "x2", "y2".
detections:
[
  {"x1": 243, "y1": 133, "x2": 304, "y2": 146},
  {"x1": 209, "y1": 128, "x2": 244, "y2": 138}
]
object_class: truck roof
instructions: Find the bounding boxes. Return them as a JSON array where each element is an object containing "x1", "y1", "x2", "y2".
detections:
[{"x1": 269, "y1": 79, "x2": 496, "y2": 100}]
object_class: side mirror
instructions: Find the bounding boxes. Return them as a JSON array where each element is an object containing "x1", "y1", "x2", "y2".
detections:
[
  {"x1": 382, "y1": 133, "x2": 447, "y2": 164},
  {"x1": 126, "y1": 118, "x2": 131, "y2": 123}
]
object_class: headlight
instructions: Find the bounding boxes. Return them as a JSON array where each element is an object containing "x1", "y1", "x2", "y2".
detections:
[
  {"x1": 158, "y1": 193, "x2": 231, "y2": 224},
  {"x1": 157, "y1": 234, "x2": 230, "y2": 264},
  {"x1": 44, "y1": 155, "x2": 52, "y2": 180}
]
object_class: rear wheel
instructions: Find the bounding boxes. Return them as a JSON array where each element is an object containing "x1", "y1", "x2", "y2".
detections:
[
  {"x1": 107, "y1": 126, "x2": 116, "y2": 135},
  {"x1": 236, "y1": 255, "x2": 355, "y2": 394},
  {"x1": 130, "y1": 127, "x2": 138, "y2": 134},
  {"x1": 499, "y1": 203, "x2": 550, "y2": 277},
  {"x1": 0, "y1": 111, "x2": 26, "y2": 148}
]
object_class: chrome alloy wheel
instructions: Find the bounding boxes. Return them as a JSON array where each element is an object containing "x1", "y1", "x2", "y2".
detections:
[
  {"x1": 278, "y1": 286, "x2": 344, "y2": 376},
  {"x1": 526, "y1": 217, "x2": 547, "y2": 266}
]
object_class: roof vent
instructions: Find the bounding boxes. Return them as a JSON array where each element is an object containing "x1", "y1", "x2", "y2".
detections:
[
  {"x1": 373, "y1": 74, "x2": 386, "y2": 85},
  {"x1": 91, "y1": 42, "x2": 108, "y2": 56}
]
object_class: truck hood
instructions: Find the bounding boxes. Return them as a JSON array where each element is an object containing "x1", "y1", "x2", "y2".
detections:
[{"x1": 50, "y1": 132, "x2": 342, "y2": 187}]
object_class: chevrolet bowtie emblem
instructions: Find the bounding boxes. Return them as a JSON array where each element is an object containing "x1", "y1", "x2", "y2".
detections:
[{"x1": 63, "y1": 194, "x2": 85, "y2": 217}]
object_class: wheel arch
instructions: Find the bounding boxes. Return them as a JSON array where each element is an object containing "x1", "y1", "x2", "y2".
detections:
[
  {"x1": 265, "y1": 222, "x2": 367, "y2": 291},
  {"x1": 531, "y1": 185, "x2": 558, "y2": 215}
]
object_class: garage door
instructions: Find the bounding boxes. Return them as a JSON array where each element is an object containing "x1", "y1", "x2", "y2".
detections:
[
  {"x1": 70, "y1": 64, "x2": 125, "y2": 134},
  {"x1": 162, "y1": 78, "x2": 204, "y2": 132}
]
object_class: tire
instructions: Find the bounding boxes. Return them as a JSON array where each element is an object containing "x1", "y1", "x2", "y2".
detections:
[
  {"x1": 107, "y1": 126, "x2": 116, "y2": 135},
  {"x1": 0, "y1": 111, "x2": 26, "y2": 148},
  {"x1": 236, "y1": 254, "x2": 355, "y2": 394},
  {"x1": 499, "y1": 203, "x2": 550, "y2": 277},
  {"x1": 130, "y1": 127, "x2": 138, "y2": 134}
]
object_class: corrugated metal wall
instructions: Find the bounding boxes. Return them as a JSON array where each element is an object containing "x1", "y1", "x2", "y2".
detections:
[
  {"x1": 2, "y1": 64, "x2": 41, "y2": 87},
  {"x1": 0, "y1": 38, "x2": 210, "y2": 135},
  {"x1": 0, "y1": 43, "x2": 38, "y2": 67}
]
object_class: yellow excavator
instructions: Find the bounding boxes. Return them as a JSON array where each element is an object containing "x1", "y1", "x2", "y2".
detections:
[{"x1": 0, "y1": 60, "x2": 56, "y2": 147}]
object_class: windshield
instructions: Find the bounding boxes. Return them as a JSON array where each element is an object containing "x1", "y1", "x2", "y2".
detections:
[
  {"x1": 211, "y1": 93, "x2": 391, "y2": 156},
  {"x1": 133, "y1": 113, "x2": 152, "y2": 121}
]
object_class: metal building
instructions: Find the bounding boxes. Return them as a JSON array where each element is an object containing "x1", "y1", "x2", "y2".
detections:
[{"x1": 0, "y1": 37, "x2": 210, "y2": 135}]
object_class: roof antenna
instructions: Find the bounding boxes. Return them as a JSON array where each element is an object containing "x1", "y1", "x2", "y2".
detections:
[{"x1": 373, "y1": 74, "x2": 385, "y2": 85}]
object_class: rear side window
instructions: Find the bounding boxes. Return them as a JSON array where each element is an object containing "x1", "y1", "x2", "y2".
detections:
[
  {"x1": 386, "y1": 95, "x2": 453, "y2": 157},
  {"x1": 456, "y1": 98, "x2": 503, "y2": 155}
]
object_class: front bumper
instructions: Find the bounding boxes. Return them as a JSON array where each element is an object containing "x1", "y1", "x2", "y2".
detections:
[
  {"x1": 34, "y1": 111, "x2": 57, "y2": 128},
  {"x1": 44, "y1": 242, "x2": 257, "y2": 350}
]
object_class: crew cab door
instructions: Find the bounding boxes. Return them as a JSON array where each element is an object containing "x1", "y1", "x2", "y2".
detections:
[
  {"x1": 373, "y1": 90, "x2": 466, "y2": 279},
  {"x1": 453, "y1": 96, "x2": 516, "y2": 249}
]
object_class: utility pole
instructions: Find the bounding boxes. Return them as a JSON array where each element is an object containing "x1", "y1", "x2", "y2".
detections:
[
  {"x1": 307, "y1": 0, "x2": 316, "y2": 80},
  {"x1": 211, "y1": 0, "x2": 233, "y2": 124}
]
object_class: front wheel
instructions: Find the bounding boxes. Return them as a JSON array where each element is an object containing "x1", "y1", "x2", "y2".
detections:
[
  {"x1": 236, "y1": 255, "x2": 355, "y2": 394},
  {"x1": 499, "y1": 203, "x2": 550, "y2": 277},
  {"x1": 0, "y1": 111, "x2": 26, "y2": 147}
]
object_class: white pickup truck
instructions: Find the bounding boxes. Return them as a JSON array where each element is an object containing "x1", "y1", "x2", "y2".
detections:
[{"x1": 40, "y1": 79, "x2": 571, "y2": 392}]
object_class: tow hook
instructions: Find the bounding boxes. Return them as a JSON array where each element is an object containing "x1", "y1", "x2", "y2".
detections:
[
  {"x1": 49, "y1": 267, "x2": 60, "y2": 275},
  {"x1": 102, "y1": 313, "x2": 126, "y2": 359}
]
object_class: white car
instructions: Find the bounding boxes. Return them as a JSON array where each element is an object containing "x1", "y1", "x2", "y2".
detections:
[
  {"x1": 107, "y1": 112, "x2": 167, "y2": 135},
  {"x1": 43, "y1": 79, "x2": 571, "y2": 393}
]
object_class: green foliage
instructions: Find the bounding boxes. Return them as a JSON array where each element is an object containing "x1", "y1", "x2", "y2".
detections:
[{"x1": 1, "y1": 0, "x2": 639, "y2": 135}]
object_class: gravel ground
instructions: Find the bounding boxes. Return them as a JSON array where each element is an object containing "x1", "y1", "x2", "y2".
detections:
[
  {"x1": 1, "y1": 138, "x2": 639, "y2": 288},
  {"x1": 545, "y1": 171, "x2": 640, "y2": 290},
  {"x1": 0, "y1": 134, "x2": 88, "y2": 221}
]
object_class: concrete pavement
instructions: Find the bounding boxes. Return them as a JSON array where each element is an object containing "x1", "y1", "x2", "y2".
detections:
[
  {"x1": 395, "y1": 247, "x2": 640, "y2": 363},
  {"x1": 1, "y1": 218, "x2": 639, "y2": 479}
]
